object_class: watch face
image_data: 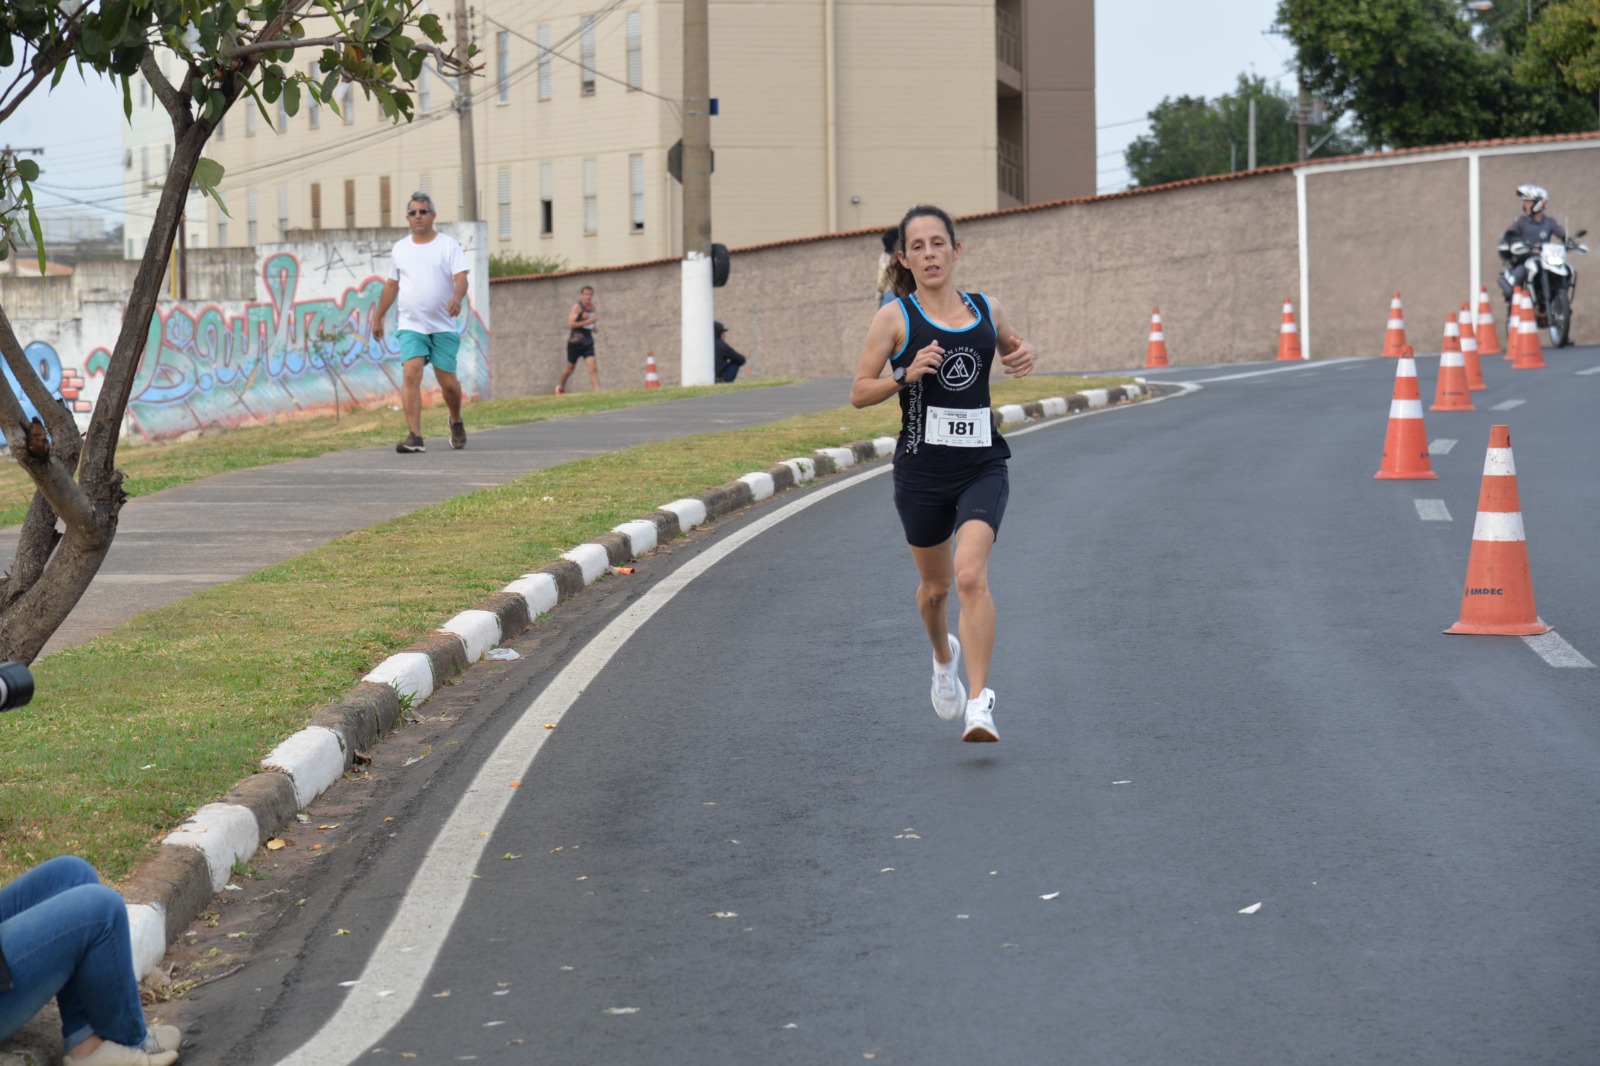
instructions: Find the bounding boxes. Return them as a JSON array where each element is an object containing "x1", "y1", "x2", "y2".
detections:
[{"x1": 893, "y1": 365, "x2": 906, "y2": 383}]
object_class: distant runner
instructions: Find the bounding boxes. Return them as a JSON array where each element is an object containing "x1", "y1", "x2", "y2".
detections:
[
  {"x1": 556, "y1": 286, "x2": 601, "y2": 395},
  {"x1": 850, "y1": 204, "x2": 1035, "y2": 742}
]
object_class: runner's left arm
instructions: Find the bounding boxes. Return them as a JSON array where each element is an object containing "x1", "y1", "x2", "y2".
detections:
[
  {"x1": 447, "y1": 271, "x2": 467, "y2": 318},
  {"x1": 988, "y1": 296, "x2": 1036, "y2": 378}
]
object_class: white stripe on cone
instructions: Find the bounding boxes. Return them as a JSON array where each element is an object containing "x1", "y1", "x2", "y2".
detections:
[
  {"x1": 1472, "y1": 510, "x2": 1527, "y2": 542},
  {"x1": 1484, "y1": 447, "x2": 1516, "y2": 476},
  {"x1": 1390, "y1": 399, "x2": 1425, "y2": 419}
]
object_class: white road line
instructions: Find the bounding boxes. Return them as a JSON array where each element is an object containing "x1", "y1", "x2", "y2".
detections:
[
  {"x1": 1575, "y1": 366, "x2": 1600, "y2": 376},
  {"x1": 1429, "y1": 439, "x2": 1458, "y2": 455},
  {"x1": 272, "y1": 389, "x2": 1183, "y2": 1066},
  {"x1": 1413, "y1": 499, "x2": 1452, "y2": 522},
  {"x1": 1184, "y1": 358, "x2": 1363, "y2": 384},
  {"x1": 1522, "y1": 632, "x2": 1597, "y2": 668},
  {"x1": 1489, "y1": 399, "x2": 1526, "y2": 411}
]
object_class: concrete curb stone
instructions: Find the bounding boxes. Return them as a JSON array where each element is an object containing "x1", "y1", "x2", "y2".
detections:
[{"x1": 2, "y1": 383, "x2": 1157, "y2": 1041}]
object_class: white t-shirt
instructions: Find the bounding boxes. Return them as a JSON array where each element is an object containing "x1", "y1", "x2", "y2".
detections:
[{"x1": 387, "y1": 233, "x2": 470, "y2": 334}]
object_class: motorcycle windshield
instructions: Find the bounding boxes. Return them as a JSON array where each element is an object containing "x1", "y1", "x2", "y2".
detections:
[{"x1": 1542, "y1": 242, "x2": 1567, "y2": 268}]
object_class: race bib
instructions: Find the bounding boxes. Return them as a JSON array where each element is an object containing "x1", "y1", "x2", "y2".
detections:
[{"x1": 925, "y1": 405, "x2": 992, "y2": 447}]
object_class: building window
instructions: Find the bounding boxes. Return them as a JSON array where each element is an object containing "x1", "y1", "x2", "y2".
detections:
[
  {"x1": 277, "y1": 97, "x2": 287, "y2": 131},
  {"x1": 140, "y1": 146, "x2": 149, "y2": 184},
  {"x1": 278, "y1": 186, "x2": 290, "y2": 238},
  {"x1": 537, "y1": 25, "x2": 552, "y2": 101},
  {"x1": 629, "y1": 154, "x2": 645, "y2": 232},
  {"x1": 216, "y1": 115, "x2": 225, "y2": 139},
  {"x1": 418, "y1": 66, "x2": 430, "y2": 112},
  {"x1": 580, "y1": 17, "x2": 596, "y2": 96},
  {"x1": 498, "y1": 168, "x2": 512, "y2": 240},
  {"x1": 583, "y1": 158, "x2": 597, "y2": 234},
  {"x1": 308, "y1": 64, "x2": 320, "y2": 128},
  {"x1": 310, "y1": 182, "x2": 322, "y2": 230},
  {"x1": 246, "y1": 105, "x2": 256, "y2": 135},
  {"x1": 379, "y1": 176, "x2": 392, "y2": 228},
  {"x1": 626, "y1": 11, "x2": 642, "y2": 90},
  {"x1": 217, "y1": 219, "x2": 228, "y2": 246},
  {"x1": 342, "y1": 84, "x2": 355, "y2": 124},
  {"x1": 419, "y1": 172, "x2": 431, "y2": 197},
  {"x1": 497, "y1": 30, "x2": 510, "y2": 102},
  {"x1": 539, "y1": 162, "x2": 553, "y2": 236},
  {"x1": 344, "y1": 179, "x2": 356, "y2": 229},
  {"x1": 163, "y1": 144, "x2": 171, "y2": 175},
  {"x1": 139, "y1": 79, "x2": 148, "y2": 107},
  {"x1": 247, "y1": 188, "x2": 258, "y2": 246}
]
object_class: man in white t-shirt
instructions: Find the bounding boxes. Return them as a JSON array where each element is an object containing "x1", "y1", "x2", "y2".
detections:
[{"x1": 372, "y1": 192, "x2": 470, "y2": 453}]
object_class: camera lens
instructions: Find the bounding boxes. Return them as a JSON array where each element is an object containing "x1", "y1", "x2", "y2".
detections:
[{"x1": 0, "y1": 660, "x2": 35, "y2": 712}]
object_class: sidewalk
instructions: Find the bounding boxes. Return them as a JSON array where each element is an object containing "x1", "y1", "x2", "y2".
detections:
[{"x1": 0, "y1": 381, "x2": 851, "y2": 659}]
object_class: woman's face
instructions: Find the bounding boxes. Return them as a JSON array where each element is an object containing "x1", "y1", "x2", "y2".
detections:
[{"x1": 898, "y1": 216, "x2": 961, "y2": 289}]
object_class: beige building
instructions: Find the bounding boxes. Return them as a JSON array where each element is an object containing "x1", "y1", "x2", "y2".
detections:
[{"x1": 186, "y1": 0, "x2": 1092, "y2": 270}]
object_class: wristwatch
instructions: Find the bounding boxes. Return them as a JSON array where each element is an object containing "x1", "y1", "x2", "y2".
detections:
[{"x1": 892, "y1": 364, "x2": 907, "y2": 384}]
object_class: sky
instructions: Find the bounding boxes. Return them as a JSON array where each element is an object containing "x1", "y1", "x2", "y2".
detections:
[{"x1": 0, "y1": 0, "x2": 1292, "y2": 232}]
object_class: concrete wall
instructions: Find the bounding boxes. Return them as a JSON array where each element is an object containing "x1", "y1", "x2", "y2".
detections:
[
  {"x1": 487, "y1": 135, "x2": 1600, "y2": 391},
  {"x1": 1, "y1": 224, "x2": 490, "y2": 440}
]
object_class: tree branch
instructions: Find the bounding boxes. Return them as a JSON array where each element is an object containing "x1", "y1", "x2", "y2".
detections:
[
  {"x1": 219, "y1": 35, "x2": 344, "y2": 61},
  {"x1": 142, "y1": 52, "x2": 193, "y2": 131},
  {"x1": 0, "y1": 302, "x2": 82, "y2": 462},
  {"x1": 0, "y1": 6, "x2": 90, "y2": 126}
]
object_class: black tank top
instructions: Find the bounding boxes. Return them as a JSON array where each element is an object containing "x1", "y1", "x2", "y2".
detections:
[{"x1": 889, "y1": 291, "x2": 1011, "y2": 473}]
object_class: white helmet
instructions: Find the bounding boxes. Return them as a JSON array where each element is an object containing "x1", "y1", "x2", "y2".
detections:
[{"x1": 1516, "y1": 183, "x2": 1548, "y2": 214}]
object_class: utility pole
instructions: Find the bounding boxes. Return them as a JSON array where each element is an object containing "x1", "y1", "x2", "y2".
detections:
[
  {"x1": 1247, "y1": 98, "x2": 1257, "y2": 170},
  {"x1": 454, "y1": 0, "x2": 479, "y2": 221},
  {"x1": 679, "y1": 0, "x2": 715, "y2": 385}
]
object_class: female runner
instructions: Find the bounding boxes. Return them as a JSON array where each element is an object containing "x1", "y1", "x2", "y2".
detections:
[{"x1": 851, "y1": 205, "x2": 1035, "y2": 742}]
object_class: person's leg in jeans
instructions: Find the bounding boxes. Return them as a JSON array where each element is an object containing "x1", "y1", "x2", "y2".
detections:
[{"x1": 0, "y1": 857, "x2": 149, "y2": 1050}]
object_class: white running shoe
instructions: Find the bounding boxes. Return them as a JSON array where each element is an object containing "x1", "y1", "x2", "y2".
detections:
[
  {"x1": 930, "y1": 635, "x2": 966, "y2": 720},
  {"x1": 962, "y1": 688, "x2": 998, "y2": 743}
]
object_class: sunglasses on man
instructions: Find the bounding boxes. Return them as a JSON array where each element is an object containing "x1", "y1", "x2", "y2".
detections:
[{"x1": 407, "y1": 209, "x2": 433, "y2": 217}]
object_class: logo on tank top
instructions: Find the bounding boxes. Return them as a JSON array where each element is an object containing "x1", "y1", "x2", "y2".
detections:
[{"x1": 937, "y1": 347, "x2": 980, "y2": 390}]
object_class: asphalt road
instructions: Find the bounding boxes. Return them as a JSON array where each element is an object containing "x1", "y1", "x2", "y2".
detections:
[{"x1": 180, "y1": 349, "x2": 1600, "y2": 1064}]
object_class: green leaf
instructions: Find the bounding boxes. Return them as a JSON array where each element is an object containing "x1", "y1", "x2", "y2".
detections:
[
  {"x1": 417, "y1": 14, "x2": 445, "y2": 44},
  {"x1": 283, "y1": 78, "x2": 300, "y2": 117},
  {"x1": 16, "y1": 159, "x2": 40, "y2": 182},
  {"x1": 193, "y1": 157, "x2": 230, "y2": 216}
]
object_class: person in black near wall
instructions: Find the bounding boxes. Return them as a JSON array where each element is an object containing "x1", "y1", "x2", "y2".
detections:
[
  {"x1": 850, "y1": 205, "x2": 1035, "y2": 743},
  {"x1": 713, "y1": 321, "x2": 747, "y2": 383}
]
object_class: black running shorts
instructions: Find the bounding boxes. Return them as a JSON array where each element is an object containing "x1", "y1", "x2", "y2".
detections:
[
  {"x1": 892, "y1": 458, "x2": 1009, "y2": 548},
  {"x1": 566, "y1": 338, "x2": 595, "y2": 364}
]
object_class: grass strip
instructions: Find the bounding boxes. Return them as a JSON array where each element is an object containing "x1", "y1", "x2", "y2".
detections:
[
  {"x1": 0, "y1": 376, "x2": 1132, "y2": 882},
  {"x1": 0, "y1": 381, "x2": 785, "y2": 528}
]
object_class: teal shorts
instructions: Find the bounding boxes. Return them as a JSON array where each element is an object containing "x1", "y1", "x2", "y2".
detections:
[{"x1": 397, "y1": 329, "x2": 462, "y2": 374}]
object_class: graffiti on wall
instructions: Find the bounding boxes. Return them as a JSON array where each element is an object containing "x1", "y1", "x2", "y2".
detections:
[
  {"x1": 2, "y1": 341, "x2": 94, "y2": 424},
  {"x1": 81, "y1": 251, "x2": 490, "y2": 440}
]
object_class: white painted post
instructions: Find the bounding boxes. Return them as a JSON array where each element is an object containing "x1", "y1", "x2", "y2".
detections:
[{"x1": 681, "y1": 251, "x2": 715, "y2": 385}]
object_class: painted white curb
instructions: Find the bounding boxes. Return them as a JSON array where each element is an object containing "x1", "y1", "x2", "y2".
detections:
[
  {"x1": 872, "y1": 437, "x2": 897, "y2": 458},
  {"x1": 817, "y1": 446, "x2": 855, "y2": 469},
  {"x1": 561, "y1": 543, "x2": 611, "y2": 584},
  {"x1": 780, "y1": 457, "x2": 815, "y2": 484},
  {"x1": 661, "y1": 498, "x2": 708, "y2": 531},
  {"x1": 440, "y1": 609, "x2": 501, "y2": 663},
  {"x1": 997, "y1": 403, "x2": 1026, "y2": 426},
  {"x1": 1082, "y1": 388, "x2": 1109, "y2": 408},
  {"x1": 364, "y1": 652, "x2": 435, "y2": 704},
  {"x1": 739, "y1": 472, "x2": 776, "y2": 502},
  {"x1": 612, "y1": 519, "x2": 659, "y2": 557},
  {"x1": 163, "y1": 802, "x2": 262, "y2": 892},
  {"x1": 1122, "y1": 384, "x2": 1144, "y2": 399},
  {"x1": 262, "y1": 726, "x2": 348, "y2": 809},
  {"x1": 127, "y1": 903, "x2": 167, "y2": 981},
  {"x1": 1040, "y1": 397, "x2": 1068, "y2": 417},
  {"x1": 505, "y1": 573, "x2": 559, "y2": 617}
]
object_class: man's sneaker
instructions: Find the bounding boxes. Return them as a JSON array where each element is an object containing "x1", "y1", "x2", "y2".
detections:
[
  {"x1": 144, "y1": 1025, "x2": 182, "y2": 1055},
  {"x1": 396, "y1": 433, "x2": 426, "y2": 454},
  {"x1": 962, "y1": 688, "x2": 998, "y2": 743},
  {"x1": 449, "y1": 419, "x2": 467, "y2": 450},
  {"x1": 930, "y1": 634, "x2": 966, "y2": 721}
]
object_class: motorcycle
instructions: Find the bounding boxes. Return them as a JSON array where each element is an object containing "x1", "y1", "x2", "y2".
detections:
[{"x1": 1499, "y1": 228, "x2": 1589, "y2": 348}]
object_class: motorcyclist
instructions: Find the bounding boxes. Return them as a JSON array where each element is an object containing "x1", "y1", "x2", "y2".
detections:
[{"x1": 1497, "y1": 183, "x2": 1567, "y2": 299}]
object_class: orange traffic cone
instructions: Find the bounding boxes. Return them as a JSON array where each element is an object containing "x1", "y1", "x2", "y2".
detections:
[
  {"x1": 1374, "y1": 346, "x2": 1437, "y2": 480},
  {"x1": 1382, "y1": 292, "x2": 1407, "y2": 357},
  {"x1": 1475, "y1": 286, "x2": 1502, "y2": 357},
  {"x1": 1458, "y1": 303, "x2": 1486, "y2": 391},
  {"x1": 1512, "y1": 298, "x2": 1546, "y2": 369},
  {"x1": 1503, "y1": 290, "x2": 1521, "y2": 362},
  {"x1": 644, "y1": 351, "x2": 661, "y2": 388},
  {"x1": 1276, "y1": 298, "x2": 1302, "y2": 361},
  {"x1": 1430, "y1": 315, "x2": 1475, "y2": 412},
  {"x1": 1145, "y1": 309, "x2": 1169, "y2": 368},
  {"x1": 1444, "y1": 425, "x2": 1551, "y2": 635}
]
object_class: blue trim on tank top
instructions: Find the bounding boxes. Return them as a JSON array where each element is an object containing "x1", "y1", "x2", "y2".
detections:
[
  {"x1": 909, "y1": 291, "x2": 983, "y2": 333},
  {"x1": 889, "y1": 297, "x2": 911, "y2": 363}
]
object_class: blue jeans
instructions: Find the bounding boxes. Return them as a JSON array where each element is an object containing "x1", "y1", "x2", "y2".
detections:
[{"x1": 0, "y1": 857, "x2": 149, "y2": 1049}]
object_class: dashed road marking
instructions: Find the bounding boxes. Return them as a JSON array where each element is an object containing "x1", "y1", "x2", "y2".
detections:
[
  {"x1": 1428, "y1": 439, "x2": 1457, "y2": 455},
  {"x1": 1576, "y1": 366, "x2": 1600, "y2": 376},
  {"x1": 1522, "y1": 632, "x2": 1596, "y2": 668},
  {"x1": 1413, "y1": 499, "x2": 1452, "y2": 522},
  {"x1": 1489, "y1": 399, "x2": 1526, "y2": 411}
]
